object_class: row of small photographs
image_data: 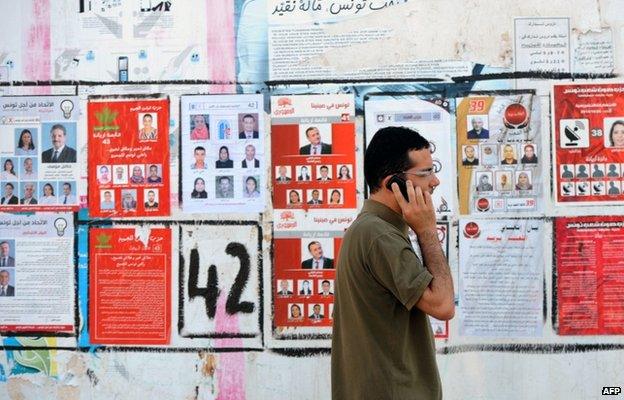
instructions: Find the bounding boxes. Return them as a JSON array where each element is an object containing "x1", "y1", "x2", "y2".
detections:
[
  {"x1": 475, "y1": 171, "x2": 534, "y2": 192},
  {"x1": 189, "y1": 113, "x2": 260, "y2": 141},
  {"x1": 190, "y1": 144, "x2": 262, "y2": 170},
  {"x1": 10, "y1": 124, "x2": 78, "y2": 162},
  {"x1": 97, "y1": 164, "x2": 163, "y2": 185},
  {"x1": 275, "y1": 164, "x2": 353, "y2": 182},
  {"x1": 561, "y1": 181, "x2": 624, "y2": 196},
  {"x1": 99, "y1": 188, "x2": 160, "y2": 210},
  {"x1": 559, "y1": 163, "x2": 624, "y2": 179},
  {"x1": 1, "y1": 181, "x2": 76, "y2": 205},
  {"x1": 190, "y1": 176, "x2": 261, "y2": 199},
  {"x1": 277, "y1": 279, "x2": 334, "y2": 296},
  {"x1": 1, "y1": 157, "x2": 39, "y2": 181},
  {"x1": 0, "y1": 267, "x2": 15, "y2": 297},
  {"x1": 461, "y1": 143, "x2": 538, "y2": 166},
  {"x1": 287, "y1": 188, "x2": 344, "y2": 205},
  {"x1": 288, "y1": 303, "x2": 333, "y2": 320}
]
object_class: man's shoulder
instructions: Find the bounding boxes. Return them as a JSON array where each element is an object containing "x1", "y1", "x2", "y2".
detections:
[{"x1": 347, "y1": 212, "x2": 403, "y2": 242}]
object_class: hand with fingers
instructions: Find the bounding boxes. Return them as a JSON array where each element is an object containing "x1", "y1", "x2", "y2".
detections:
[{"x1": 391, "y1": 180, "x2": 436, "y2": 236}]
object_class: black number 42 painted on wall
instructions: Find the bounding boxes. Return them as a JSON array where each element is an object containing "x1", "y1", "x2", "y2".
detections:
[{"x1": 187, "y1": 242, "x2": 255, "y2": 319}]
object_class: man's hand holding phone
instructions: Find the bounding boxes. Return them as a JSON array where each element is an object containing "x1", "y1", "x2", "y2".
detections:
[{"x1": 390, "y1": 178, "x2": 436, "y2": 236}]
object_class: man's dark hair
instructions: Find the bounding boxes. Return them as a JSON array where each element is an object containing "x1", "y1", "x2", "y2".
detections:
[
  {"x1": 194, "y1": 146, "x2": 205, "y2": 152},
  {"x1": 322, "y1": 279, "x2": 330, "y2": 285},
  {"x1": 63, "y1": 182, "x2": 72, "y2": 189},
  {"x1": 243, "y1": 114, "x2": 255, "y2": 121},
  {"x1": 5, "y1": 183, "x2": 14, "y2": 190},
  {"x1": 50, "y1": 124, "x2": 67, "y2": 135},
  {"x1": 364, "y1": 126, "x2": 429, "y2": 193},
  {"x1": 307, "y1": 240, "x2": 320, "y2": 251}
]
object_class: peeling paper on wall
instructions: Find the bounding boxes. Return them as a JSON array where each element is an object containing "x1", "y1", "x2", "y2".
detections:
[{"x1": 276, "y1": 0, "x2": 602, "y2": 73}]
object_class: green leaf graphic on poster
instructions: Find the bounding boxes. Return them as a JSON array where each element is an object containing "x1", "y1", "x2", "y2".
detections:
[
  {"x1": 94, "y1": 107, "x2": 119, "y2": 131},
  {"x1": 13, "y1": 338, "x2": 54, "y2": 376}
]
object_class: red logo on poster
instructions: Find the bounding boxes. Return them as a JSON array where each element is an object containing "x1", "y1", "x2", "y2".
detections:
[
  {"x1": 476, "y1": 198, "x2": 490, "y2": 212},
  {"x1": 277, "y1": 98, "x2": 292, "y2": 107},
  {"x1": 503, "y1": 103, "x2": 529, "y2": 129},
  {"x1": 463, "y1": 222, "x2": 480, "y2": 238},
  {"x1": 280, "y1": 210, "x2": 295, "y2": 221}
]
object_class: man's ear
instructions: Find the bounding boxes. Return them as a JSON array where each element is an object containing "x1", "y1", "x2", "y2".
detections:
[{"x1": 381, "y1": 175, "x2": 394, "y2": 191}]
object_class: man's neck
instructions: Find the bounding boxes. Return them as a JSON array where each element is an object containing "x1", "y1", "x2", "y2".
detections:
[{"x1": 369, "y1": 192, "x2": 401, "y2": 214}]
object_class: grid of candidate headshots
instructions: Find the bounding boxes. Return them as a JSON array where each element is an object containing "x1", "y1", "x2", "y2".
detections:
[
  {"x1": 186, "y1": 112, "x2": 264, "y2": 201},
  {"x1": 1, "y1": 124, "x2": 78, "y2": 206},
  {"x1": 96, "y1": 163, "x2": 164, "y2": 211}
]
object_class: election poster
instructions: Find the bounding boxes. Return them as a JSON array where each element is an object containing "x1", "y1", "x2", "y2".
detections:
[
  {"x1": 458, "y1": 219, "x2": 544, "y2": 337},
  {"x1": 556, "y1": 216, "x2": 624, "y2": 335},
  {"x1": 0, "y1": 96, "x2": 82, "y2": 212},
  {"x1": 89, "y1": 227, "x2": 171, "y2": 345},
  {"x1": 273, "y1": 236, "x2": 339, "y2": 334},
  {"x1": 180, "y1": 94, "x2": 266, "y2": 213},
  {"x1": 88, "y1": 96, "x2": 170, "y2": 217},
  {"x1": 456, "y1": 94, "x2": 543, "y2": 215},
  {"x1": 553, "y1": 82, "x2": 624, "y2": 204},
  {"x1": 271, "y1": 94, "x2": 357, "y2": 338},
  {"x1": 0, "y1": 213, "x2": 75, "y2": 334},
  {"x1": 271, "y1": 94, "x2": 358, "y2": 232},
  {"x1": 364, "y1": 95, "x2": 454, "y2": 216}
]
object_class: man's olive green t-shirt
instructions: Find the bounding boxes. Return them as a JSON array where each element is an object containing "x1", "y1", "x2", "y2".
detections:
[{"x1": 332, "y1": 199, "x2": 441, "y2": 400}]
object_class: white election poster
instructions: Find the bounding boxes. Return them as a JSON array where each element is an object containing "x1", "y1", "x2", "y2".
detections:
[
  {"x1": 365, "y1": 96, "x2": 454, "y2": 216},
  {"x1": 458, "y1": 218, "x2": 544, "y2": 337}
]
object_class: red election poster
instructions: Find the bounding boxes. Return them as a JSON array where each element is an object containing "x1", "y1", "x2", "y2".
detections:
[
  {"x1": 88, "y1": 97, "x2": 170, "y2": 217},
  {"x1": 553, "y1": 83, "x2": 624, "y2": 204},
  {"x1": 556, "y1": 216, "x2": 624, "y2": 335},
  {"x1": 89, "y1": 227, "x2": 171, "y2": 345},
  {"x1": 273, "y1": 237, "x2": 341, "y2": 328}
]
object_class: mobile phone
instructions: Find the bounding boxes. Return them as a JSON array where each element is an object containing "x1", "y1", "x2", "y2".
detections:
[
  {"x1": 118, "y1": 56, "x2": 128, "y2": 82},
  {"x1": 386, "y1": 174, "x2": 409, "y2": 200}
]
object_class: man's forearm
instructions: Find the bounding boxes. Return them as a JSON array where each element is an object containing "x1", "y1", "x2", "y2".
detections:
[{"x1": 417, "y1": 227, "x2": 454, "y2": 301}]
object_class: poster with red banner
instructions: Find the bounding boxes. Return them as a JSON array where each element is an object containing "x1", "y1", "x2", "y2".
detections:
[
  {"x1": 553, "y1": 83, "x2": 624, "y2": 204},
  {"x1": 89, "y1": 227, "x2": 171, "y2": 345},
  {"x1": 556, "y1": 216, "x2": 624, "y2": 335},
  {"x1": 88, "y1": 97, "x2": 170, "y2": 217},
  {"x1": 270, "y1": 94, "x2": 357, "y2": 338}
]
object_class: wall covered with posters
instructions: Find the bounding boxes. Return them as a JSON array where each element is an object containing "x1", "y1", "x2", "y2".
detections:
[{"x1": 1, "y1": 0, "x2": 624, "y2": 399}]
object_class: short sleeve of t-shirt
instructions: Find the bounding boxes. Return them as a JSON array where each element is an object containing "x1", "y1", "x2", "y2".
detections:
[{"x1": 367, "y1": 232, "x2": 433, "y2": 310}]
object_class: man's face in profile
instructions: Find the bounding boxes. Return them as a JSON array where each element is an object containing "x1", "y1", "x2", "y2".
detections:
[
  {"x1": 195, "y1": 149, "x2": 206, "y2": 163},
  {"x1": 0, "y1": 271, "x2": 8, "y2": 285},
  {"x1": 402, "y1": 149, "x2": 440, "y2": 196},
  {"x1": 219, "y1": 178, "x2": 231, "y2": 193},
  {"x1": 464, "y1": 146, "x2": 475, "y2": 159},
  {"x1": 63, "y1": 184, "x2": 71, "y2": 195},
  {"x1": 471, "y1": 118, "x2": 483, "y2": 131},
  {"x1": 51, "y1": 127, "x2": 66, "y2": 149},
  {"x1": 309, "y1": 242, "x2": 323, "y2": 260},
  {"x1": 245, "y1": 145, "x2": 256, "y2": 160},
  {"x1": 0, "y1": 243, "x2": 9, "y2": 257},
  {"x1": 24, "y1": 158, "x2": 33, "y2": 173},
  {"x1": 243, "y1": 116, "x2": 255, "y2": 132},
  {"x1": 306, "y1": 128, "x2": 321, "y2": 145}
]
